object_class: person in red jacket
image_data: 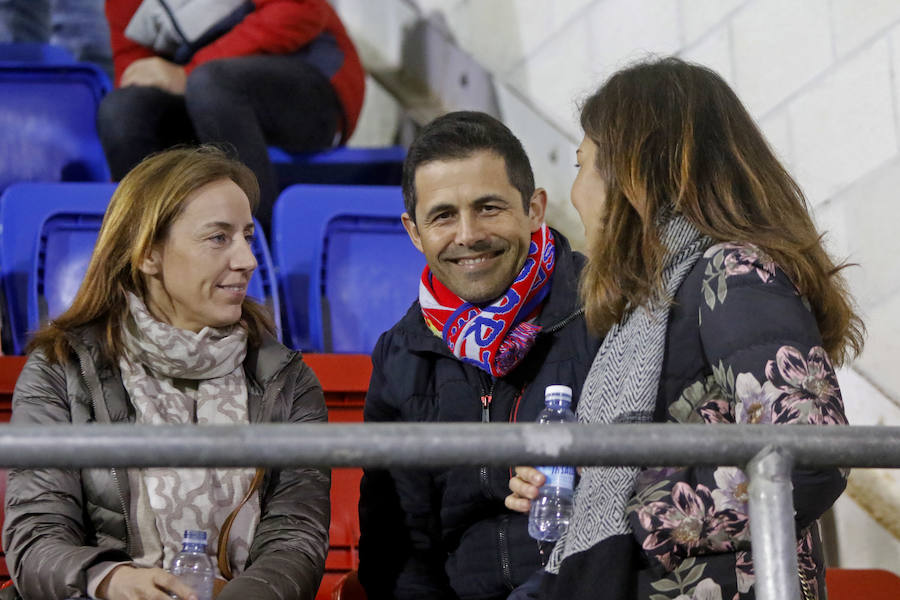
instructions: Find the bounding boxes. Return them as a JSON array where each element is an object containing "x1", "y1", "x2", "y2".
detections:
[{"x1": 97, "y1": 0, "x2": 365, "y2": 233}]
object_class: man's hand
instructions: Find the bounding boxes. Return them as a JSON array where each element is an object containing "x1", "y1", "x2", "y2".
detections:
[
  {"x1": 504, "y1": 466, "x2": 545, "y2": 513},
  {"x1": 121, "y1": 57, "x2": 187, "y2": 94},
  {"x1": 96, "y1": 564, "x2": 199, "y2": 600}
]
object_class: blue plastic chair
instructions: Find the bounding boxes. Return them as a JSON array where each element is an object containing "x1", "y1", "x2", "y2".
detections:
[
  {"x1": 272, "y1": 184, "x2": 424, "y2": 353},
  {"x1": 0, "y1": 42, "x2": 75, "y2": 64},
  {"x1": 0, "y1": 63, "x2": 111, "y2": 193},
  {"x1": 0, "y1": 182, "x2": 112, "y2": 354},
  {"x1": 268, "y1": 145, "x2": 406, "y2": 187},
  {"x1": 32, "y1": 211, "x2": 104, "y2": 329},
  {"x1": 0, "y1": 182, "x2": 281, "y2": 354}
]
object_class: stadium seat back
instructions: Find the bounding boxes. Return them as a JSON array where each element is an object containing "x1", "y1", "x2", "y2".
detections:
[
  {"x1": 0, "y1": 63, "x2": 110, "y2": 193},
  {"x1": 268, "y1": 145, "x2": 405, "y2": 188},
  {"x1": 272, "y1": 184, "x2": 423, "y2": 352}
]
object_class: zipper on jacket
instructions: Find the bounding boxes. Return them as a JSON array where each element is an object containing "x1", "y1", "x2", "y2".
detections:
[
  {"x1": 497, "y1": 514, "x2": 514, "y2": 589},
  {"x1": 479, "y1": 380, "x2": 497, "y2": 496},
  {"x1": 542, "y1": 307, "x2": 584, "y2": 335},
  {"x1": 109, "y1": 467, "x2": 134, "y2": 556},
  {"x1": 480, "y1": 391, "x2": 492, "y2": 423},
  {"x1": 479, "y1": 378, "x2": 496, "y2": 424},
  {"x1": 79, "y1": 359, "x2": 135, "y2": 556}
]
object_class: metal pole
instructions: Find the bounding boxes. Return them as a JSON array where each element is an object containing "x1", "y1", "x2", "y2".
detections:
[
  {"x1": 747, "y1": 445, "x2": 801, "y2": 600},
  {"x1": 0, "y1": 423, "x2": 898, "y2": 468}
]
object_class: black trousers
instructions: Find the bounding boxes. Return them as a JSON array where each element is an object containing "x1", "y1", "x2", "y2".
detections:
[{"x1": 97, "y1": 53, "x2": 342, "y2": 232}]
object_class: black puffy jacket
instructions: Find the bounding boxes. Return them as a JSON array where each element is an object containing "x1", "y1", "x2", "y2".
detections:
[{"x1": 358, "y1": 231, "x2": 600, "y2": 600}]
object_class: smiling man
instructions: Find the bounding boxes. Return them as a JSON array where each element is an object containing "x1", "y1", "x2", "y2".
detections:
[{"x1": 358, "y1": 111, "x2": 600, "y2": 600}]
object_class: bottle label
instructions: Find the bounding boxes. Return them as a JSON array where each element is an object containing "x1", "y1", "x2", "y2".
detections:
[{"x1": 537, "y1": 465, "x2": 575, "y2": 490}]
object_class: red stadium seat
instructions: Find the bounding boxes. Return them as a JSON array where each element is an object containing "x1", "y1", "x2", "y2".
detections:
[
  {"x1": 826, "y1": 568, "x2": 900, "y2": 599},
  {"x1": 330, "y1": 570, "x2": 366, "y2": 600}
]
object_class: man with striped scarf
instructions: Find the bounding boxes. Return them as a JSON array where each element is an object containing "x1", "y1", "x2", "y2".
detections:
[{"x1": 358, "y1": 111, "x2": 600, "y2": 600}]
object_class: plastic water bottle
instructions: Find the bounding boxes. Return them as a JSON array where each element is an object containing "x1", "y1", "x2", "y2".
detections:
[
  {"x1": 528, "y1": 385, "x2": 576, "y2": 542},
  {"x1": 170, "y1": 530, "x2": 214, "y2": 600}
]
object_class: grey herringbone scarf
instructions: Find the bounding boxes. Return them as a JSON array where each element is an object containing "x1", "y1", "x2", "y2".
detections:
[{"x1": 546, "y1": 214, "x2": 710, "y2": 573}]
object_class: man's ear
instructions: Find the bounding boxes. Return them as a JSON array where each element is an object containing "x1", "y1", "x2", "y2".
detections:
[
  {"x1": 138, "y1": 247, "x2": 162, "y2": 276},
  {"x1": 527, "y1": 188, "x2": 548, "y2": 232},
  {"x1": 401, "y1": 212, "x2": 424, "y2": 253}
]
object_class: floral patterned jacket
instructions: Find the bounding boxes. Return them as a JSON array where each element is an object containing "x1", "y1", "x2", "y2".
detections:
[{"x1": 626, "y1": 242, "x2": 848, "y2": 600}]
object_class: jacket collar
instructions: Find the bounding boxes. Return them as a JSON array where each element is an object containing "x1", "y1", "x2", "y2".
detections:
[
  {"x1": 243, "y1": 333, "x2": 299, "y2": 390},
  {"x1": 396, "y1": 228, "x2": 585, "y2": 355}
]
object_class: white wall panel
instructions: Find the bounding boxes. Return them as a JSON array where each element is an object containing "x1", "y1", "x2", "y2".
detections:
[
  {"x1": 680, "y1": 23, "x2": 734, "y2": 84},
  {"x1": 831, "y1": 0, "x2": 900, "y2": 57},
  {"x1": 731, "y1": 0, "x2": 832, "y2": 117},
  {"x1": 680, "y1": 0, "x2": 745, "y2": 45},
  {"x1": 788, "y1": 39, "x2": 896, "y2": 206}
]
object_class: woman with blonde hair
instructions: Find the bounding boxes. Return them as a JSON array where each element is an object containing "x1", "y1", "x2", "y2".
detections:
[
  {"x1": 507, "y1": 57, "x2": 863, "y2": 599},
  {"x1": 3, "y1": 146, "x2": 330, "y2": 600}
]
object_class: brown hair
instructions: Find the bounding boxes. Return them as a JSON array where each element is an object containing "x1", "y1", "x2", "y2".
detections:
[
  {"x1": 29, "y1": 145, "x2": 275, "y2": 364},
  {"x1": 578, "y1": 57, "x2": 864, "y2": 366}
]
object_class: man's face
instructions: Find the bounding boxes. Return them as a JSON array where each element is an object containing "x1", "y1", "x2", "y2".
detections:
[{"x1": 402, "y1": 151, "x2": 546, "y2": 304}]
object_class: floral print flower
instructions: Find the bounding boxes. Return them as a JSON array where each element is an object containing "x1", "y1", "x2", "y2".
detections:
[
  {"x1": 723, "y1": 244, "x2": 776, "y2": 283},
  {"x1": 734, "y1": 372, "x2": 781, "y2": 424},
  {"x1": 674, "y1": 578, "x2": 724, "y2": 600},
  {"x1": 701, "y1": 243, "x2": 779, "y2": 311},
  {"x1": 765, "y1": 345, "x2": 846, "y2": 425},
  {"x1": 703, "y1": 242, "x2": 777, "y2": 281},
  {"x1": 711, "y1": 467, "x2": 749, "y2": 514},
  {"x1": 638, "y1": 483, "x2": 728, "y2": 570}
]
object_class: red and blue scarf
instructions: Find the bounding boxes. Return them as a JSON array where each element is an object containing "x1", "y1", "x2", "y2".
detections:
[{"x1": 419, "y1": 224, "x2": 556, "y2": 377}]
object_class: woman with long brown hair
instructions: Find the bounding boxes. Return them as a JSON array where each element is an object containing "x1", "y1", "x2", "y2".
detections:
[
  {"x1": 507, "y1": 57, "x2": 863, "y2": 599},
  {"x1": 3, "y1": 146, "x2": 330, "y2": 600}
]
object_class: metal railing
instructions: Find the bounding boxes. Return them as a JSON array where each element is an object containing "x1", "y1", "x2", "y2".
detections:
[{"x1": 2, "y1": 422, "x2": 899, "y2": 600}]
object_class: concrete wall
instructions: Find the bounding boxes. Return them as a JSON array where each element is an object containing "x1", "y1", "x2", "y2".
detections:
[{"x1": 338, "y1": 0, "x2": 900, "y2": 573}]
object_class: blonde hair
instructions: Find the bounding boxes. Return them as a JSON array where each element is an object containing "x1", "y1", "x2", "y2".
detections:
[
  {"x1": 578, "y1": 58, "x2": 863, "y2": 366},
  {"x1": 30, "y1": 145, "x2": 275, "y2": 364}
]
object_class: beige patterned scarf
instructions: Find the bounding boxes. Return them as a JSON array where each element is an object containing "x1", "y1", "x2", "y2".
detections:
[{"x1": 119, "y1": 292, "x2": 260, "y2": 576}]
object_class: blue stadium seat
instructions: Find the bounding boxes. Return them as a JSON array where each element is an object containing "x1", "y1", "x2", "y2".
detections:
[
  {"x1": 0, "y1": 182, "x2": 112, "y2": 354},
  {"x1": 0, "y1": 182, "x2": 281, "y2": 354},
  {"x1": 32, "y1": 212, "x2": 104, "y2": 329},
  {"x1": 268, "y1": 145, "x2": 405, "y2": 187},
  {"x1": 0, "y1": 42, "x2": 75, "y2": 64},
  {"x1": 0, "y1": 63, "x2": 111, "y2": 193},
  {"x1": 272, "y1": 184, "x2": 424, "y2": 353}
]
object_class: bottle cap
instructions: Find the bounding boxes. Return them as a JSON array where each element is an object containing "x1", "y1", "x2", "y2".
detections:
[
  {"x1": 182, "y1": 530, "x2": 207, "y2": 543},
  {"x1": 545, "y1": 385, "x2": 573, "y2": 405}
]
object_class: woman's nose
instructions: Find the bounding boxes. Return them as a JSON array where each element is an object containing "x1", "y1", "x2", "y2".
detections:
[{"x1": 232, "y1": 237, "x2": 258, "y2": 271}]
